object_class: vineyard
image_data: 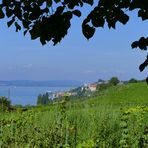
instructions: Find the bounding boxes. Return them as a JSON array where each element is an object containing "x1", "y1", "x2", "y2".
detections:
[{"x1": 0, "y1": 82, "x2": 148, "y2": 147}]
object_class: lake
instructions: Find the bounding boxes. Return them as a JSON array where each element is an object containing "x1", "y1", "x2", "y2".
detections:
[{"x1": 0, "y1": 86, "x2": 73, "y2": 106}]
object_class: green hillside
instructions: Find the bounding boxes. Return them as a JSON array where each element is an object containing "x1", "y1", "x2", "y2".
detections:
[
  {"x1": 0, "y1": 82, "x2": 148, "y2": 147},
  {"x1": 85, "y1": 82, "x2": 148, "y2": 106}
]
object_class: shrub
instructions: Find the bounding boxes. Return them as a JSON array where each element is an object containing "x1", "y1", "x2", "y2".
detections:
[
  {"x1": 109, "y1": 77, "x2": 120, "y2": 86},
  {"x1": 0, "y1": 96, "x2": 11, "y2": 111},
  {"x1": 128, "y1": 78, "x2": 138, "y2": 83}
]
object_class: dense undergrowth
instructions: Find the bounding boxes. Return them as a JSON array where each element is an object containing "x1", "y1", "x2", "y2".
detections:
[{"x1": 0, "y1": 82, "x2": 148, "y2": 147}]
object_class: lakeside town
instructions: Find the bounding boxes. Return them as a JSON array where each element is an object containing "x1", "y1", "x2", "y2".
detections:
[{"x1": 45, "y1": 78, "x2": 124, "y2": 101}]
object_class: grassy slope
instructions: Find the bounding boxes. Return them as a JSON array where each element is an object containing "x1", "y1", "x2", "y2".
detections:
[
  {"x1": 1, "y1": 82, "x2": 148, "y2": 147},
  {"x1": 1, "y1": 82, "x2": 147, "y2": 119},
  {"x1": 64, "y1": 82, "x2": 148, "y2": 142},
  {"x1": 85, "y1": 82, "x2": 148, "y2": 106}
]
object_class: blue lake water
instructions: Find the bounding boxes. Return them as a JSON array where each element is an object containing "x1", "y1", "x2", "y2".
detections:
[{"x1": 0, "y1": 86, "x2": 73, "y2": 106}]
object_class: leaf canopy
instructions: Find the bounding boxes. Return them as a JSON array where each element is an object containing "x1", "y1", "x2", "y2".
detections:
[{"x1": 0, "y1": 0, "x2": 147, "y2": 80}]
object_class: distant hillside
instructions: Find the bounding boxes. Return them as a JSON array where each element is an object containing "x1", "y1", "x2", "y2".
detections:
[
  {"x1": 86, "y1": 82, "x2": 148, "y2": 105},
  {"x1": 0, "y1": 80, "x2": 82, "y2": 87}
]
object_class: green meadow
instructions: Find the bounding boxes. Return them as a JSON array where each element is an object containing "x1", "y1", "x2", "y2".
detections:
[{"x1": 0, "y1": 82, "x2": 148, "y2": 147}]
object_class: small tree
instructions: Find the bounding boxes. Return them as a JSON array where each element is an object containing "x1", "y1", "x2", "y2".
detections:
[
  {"x1": 98, "y1": 79, "x2": 105, "y2": 83},
  {"x1": 0, "y1": 96, "x2": 11, "y2": 111},
  {"x1": 128, "y1": 78, "x2": 138, "y2": 83},
  {"x1": 37, "y1": 93, "x2": 51, "y2": 105},
  {"x1": 97, "y1": 83, "x2": 110, "y2": 91},
  {"x1": 109, "y1": 77, "x2": 120, "y2": 86},
  {"x1": 37, "y1": 94, "x2": 42, "y2": 105}
]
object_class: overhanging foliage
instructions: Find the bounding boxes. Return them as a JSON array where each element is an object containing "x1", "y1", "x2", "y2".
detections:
[{"x1": 0, "y1": 0, "x2": 147, "y2": 80}]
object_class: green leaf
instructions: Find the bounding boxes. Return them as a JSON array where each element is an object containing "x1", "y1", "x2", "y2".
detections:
[
  {"x1": 7, "y1": 18, "x2": 15, "y2": 27},
  {"x1": 82, "y1": 24, "x2": 95, "y2": 40},
  {"x1": 92, "y1": 16, "x2": 105, "y2": 28},
  {"x1": 54, "y1": 0, "x2": 60, "y2": 3},
  {"x1": 139, "y1": 64, "x2": 145, "y2": 72},
  {"x1": 40, "y1": 37, "x2": 46, "y2": 45},
  {"x1": 6, "y1": 8, "x2": 13, "y2": 18},
  {"x1": 118, "y1": 13, "x2": 129, "y2": 25},
  {"x1": 56, "y1": 6, "x2": 65, "y2": 14},
  {"x1": 72, "y1": 10, "x2": 81, "y2": 17},
  {"x1": 131, "y1": 41, "x2": 138, "y2": 48},
  {"x1": 23, "y1": 30, "x2": 28, "y2": 36},
  {"x1": 47, "y1": 0, "x2": 52, "y2": 7},
  {"x1": 139, "y1": 57, "x2": 148, "y2": 72},
  {"x1": 0, "y1": 7, "x2": 5, "y2": 19},
  {"x1": 15, "y1": 22, "x2": 21, "y2": 32},
  {"x1": 146, "y1": 77, "x2": 148, "y2": 84},
  {"x1": 138, "y1": 9, "x2": 148, "y2": 21}
]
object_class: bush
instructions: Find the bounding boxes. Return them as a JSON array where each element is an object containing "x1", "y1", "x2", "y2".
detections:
[
  {"x1": 97, "y1": 83, "x2": 110, "y2": 91},
  {"x1": 0, "y1": 96, "x2": 11, "y2": 111},
  {"x1": 109, "y1": 77, "x2": 120, "y2": 86},
  {"x1": 128, "y1": 78, "x2": 138, "y2": 83}
]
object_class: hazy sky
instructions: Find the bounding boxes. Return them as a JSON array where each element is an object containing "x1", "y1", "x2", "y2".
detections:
[{"x1": 0, "y1": 8, "x2": 147, "y2": 83}]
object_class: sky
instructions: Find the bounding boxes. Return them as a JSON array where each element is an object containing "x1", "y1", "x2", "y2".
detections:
[{"x1": 0, "y1": 6, "x2": 148, "y2": 83}]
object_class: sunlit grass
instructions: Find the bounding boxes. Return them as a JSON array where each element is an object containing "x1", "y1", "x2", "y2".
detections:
[{"x1": 0, "y1": 82, "x2": 148, "y2": 147}]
